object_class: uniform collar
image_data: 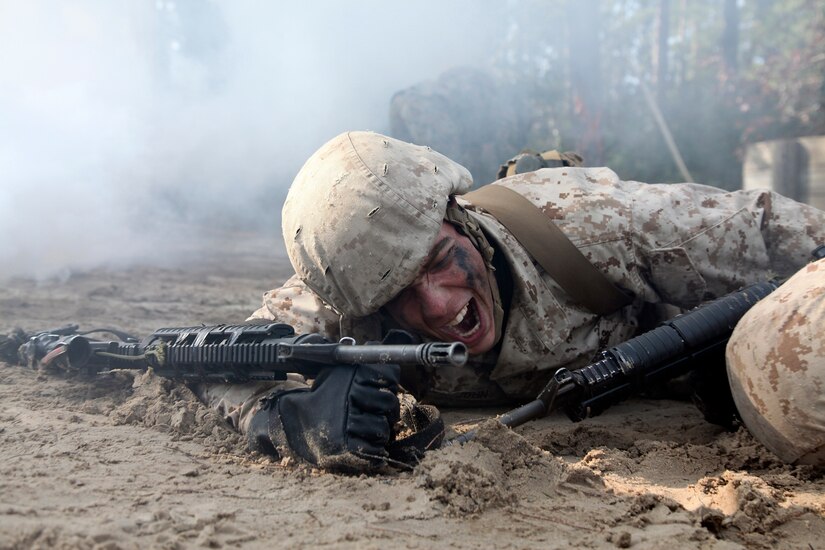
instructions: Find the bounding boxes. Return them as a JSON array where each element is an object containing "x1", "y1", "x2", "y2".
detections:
[{"x1": 459, "y1": 200, "x2": 571, "y2": 380}]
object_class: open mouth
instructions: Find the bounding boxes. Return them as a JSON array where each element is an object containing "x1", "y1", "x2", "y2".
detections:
[{"x1": 444, "y1": 297, "x2": 481, "y2": 339}]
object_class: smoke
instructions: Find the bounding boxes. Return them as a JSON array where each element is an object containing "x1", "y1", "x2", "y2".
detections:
[{"x1": 0, "y1": 0, "x2": 506, "y2": 279}]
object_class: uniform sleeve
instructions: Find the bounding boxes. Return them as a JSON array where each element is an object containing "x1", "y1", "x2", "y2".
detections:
[
  {"x1": 630, "y1": 183, "x2": 825, "y2": 307},
  {"x1": 246, "y1": 274, "x2": 342, "y2": 340},
  {"x1": 193, "y1": 275, "x2": 344, "y2": 436}
]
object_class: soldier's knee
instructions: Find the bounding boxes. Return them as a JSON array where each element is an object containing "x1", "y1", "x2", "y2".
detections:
[{"x1": 726, "y1": 259, "x2": 825, "y2": 466}]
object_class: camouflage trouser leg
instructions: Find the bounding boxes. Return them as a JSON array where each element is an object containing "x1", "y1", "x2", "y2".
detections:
[
  {"x1": 726, "y1": 258, "x2": 825, "y2": 465},
  {"x1": 191, "y1": 375, "x2": 308, "y2": 434}
]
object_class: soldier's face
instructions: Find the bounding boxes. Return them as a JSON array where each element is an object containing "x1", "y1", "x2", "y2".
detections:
[{"x1": 385, "y1": 221, "x2": 498, "y2": 354}]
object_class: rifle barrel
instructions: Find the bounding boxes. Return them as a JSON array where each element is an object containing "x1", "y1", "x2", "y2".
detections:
[{"x1": 332, "y1": 342, "x2": 467, "y2": 367}]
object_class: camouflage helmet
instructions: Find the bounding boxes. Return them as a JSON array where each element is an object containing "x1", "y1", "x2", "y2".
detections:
[
  {"x1": 282, "y1": 131, "x2": 473, "y2": 318},
  {"x1": 726, "y1": 258, "x2": 825, "y2": 465}
]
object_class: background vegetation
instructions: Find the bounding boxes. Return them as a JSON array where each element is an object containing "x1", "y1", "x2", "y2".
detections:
[
  {"x1": 394, "y1": 0, "x2": 824, "y2": 188},
  {"x1": 500, "y1": 0, "x2": 825, "y2": 187}
]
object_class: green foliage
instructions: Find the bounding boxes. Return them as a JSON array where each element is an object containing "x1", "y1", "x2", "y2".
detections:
[{"x1": 488, "y1": 0, "x2": 824, "y2": 187}]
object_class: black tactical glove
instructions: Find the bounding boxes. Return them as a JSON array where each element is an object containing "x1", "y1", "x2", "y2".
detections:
[{"x1": 248, "y1": 363, "x2": 401, "y2": 472}]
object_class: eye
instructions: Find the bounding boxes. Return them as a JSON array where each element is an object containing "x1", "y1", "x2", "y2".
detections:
[{"x1": 429, "y1": 244, "x2": 455, "y2": 273}]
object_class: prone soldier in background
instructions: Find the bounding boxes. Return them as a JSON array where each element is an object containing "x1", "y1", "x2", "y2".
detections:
[{"x1": 195, "y1": 131, "x2": 824, "y2": 471}]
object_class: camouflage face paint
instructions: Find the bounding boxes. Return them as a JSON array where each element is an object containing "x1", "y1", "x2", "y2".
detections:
[
  {"x1": 452, "y1": 246, "x2": 477, "y2": 290},
  {"x1": 384, "y1": 222, "x2": 498, "y2": 354}
]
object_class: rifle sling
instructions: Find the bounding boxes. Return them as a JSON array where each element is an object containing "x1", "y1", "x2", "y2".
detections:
[{"x1": 463, "y1": 184, "x2": 631, "y2": 316}]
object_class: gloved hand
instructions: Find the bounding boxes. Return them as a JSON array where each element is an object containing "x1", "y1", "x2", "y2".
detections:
[{"x1": 248, "y1": 363, "x2": 401, "y2": 472}]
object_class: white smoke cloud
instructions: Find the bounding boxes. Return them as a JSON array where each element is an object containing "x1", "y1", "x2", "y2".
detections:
[{"x1": 0, "y1": 0, "x2": 506, "y2": 279}]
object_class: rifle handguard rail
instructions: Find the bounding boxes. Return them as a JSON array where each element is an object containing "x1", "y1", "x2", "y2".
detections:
[{"x1": 33, "y1": 323, "x2": 467, "y2": 382}]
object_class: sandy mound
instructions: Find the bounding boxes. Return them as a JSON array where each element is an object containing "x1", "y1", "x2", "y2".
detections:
[
  {"x1": 109, "y1": 370, "x2": 246, "y2": 453},
  {"x1": 417, "y1": 420, "x2": 567, "y2": 514}
]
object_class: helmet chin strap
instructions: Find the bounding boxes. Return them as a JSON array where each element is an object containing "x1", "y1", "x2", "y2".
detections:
[{"x1": 444, "y1": 201, "x2": 504, "y2": 345}]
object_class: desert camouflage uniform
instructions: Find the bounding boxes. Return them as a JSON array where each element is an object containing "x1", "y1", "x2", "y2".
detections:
[{"x1": 200, "y1": 132, "x2": 825, "y2": 462}]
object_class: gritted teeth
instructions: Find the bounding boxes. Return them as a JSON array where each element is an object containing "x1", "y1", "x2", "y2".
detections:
[
  {"x1": 443, "y1": 299, "x2": 481, "y2": 339},
  {"x1": 446, "y1": 303, "x2": 469, "y2": 327}
]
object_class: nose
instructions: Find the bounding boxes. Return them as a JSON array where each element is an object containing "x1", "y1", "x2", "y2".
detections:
[{"x1": 410, "y1": 277, "x2": 453, "y2": 321}]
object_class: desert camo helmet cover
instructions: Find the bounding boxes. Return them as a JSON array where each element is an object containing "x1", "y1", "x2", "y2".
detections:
[{"x1": 282, "y1": 131, "x2": 473, "y2": 318}]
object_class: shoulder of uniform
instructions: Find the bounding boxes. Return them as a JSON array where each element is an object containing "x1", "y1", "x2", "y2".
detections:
[{"x1": 485, "y1": 167, "x2": 624, "y2": 204}]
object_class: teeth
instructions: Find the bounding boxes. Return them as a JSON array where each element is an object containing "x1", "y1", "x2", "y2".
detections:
[{"x1": 446, "y1": 303, "x2": 469, "y2": 327}]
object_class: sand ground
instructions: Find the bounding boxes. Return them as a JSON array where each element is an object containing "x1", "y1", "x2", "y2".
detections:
[{"x1": 1, "y1": 233, "x2": 823, "y2": 549}]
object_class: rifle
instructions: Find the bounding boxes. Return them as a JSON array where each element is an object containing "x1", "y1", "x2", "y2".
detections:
[
  {"x1": 448, "y1": 279, "x2": 780, "y2": 445},
  {"x1": 14, "y1": 323, "x2": 468, "y2": 382}
]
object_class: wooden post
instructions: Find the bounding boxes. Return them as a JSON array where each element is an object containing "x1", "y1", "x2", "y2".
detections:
[{"x1": 743, "y1": 137, "x2": 825, "y2": 210}]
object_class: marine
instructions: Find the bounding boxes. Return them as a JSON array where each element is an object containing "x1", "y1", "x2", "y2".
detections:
[{"x1": 195, "y1": 131, "x2": 825, "y2": 471}]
